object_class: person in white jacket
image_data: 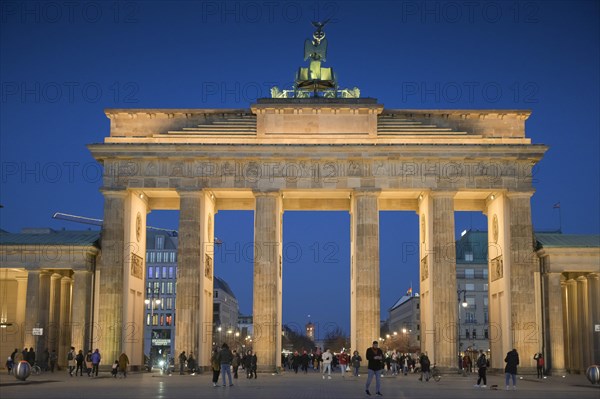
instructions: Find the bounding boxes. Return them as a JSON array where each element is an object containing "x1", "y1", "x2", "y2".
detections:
[{"x1": 322, "y1": 349, "x2": 333, "y2": 379}]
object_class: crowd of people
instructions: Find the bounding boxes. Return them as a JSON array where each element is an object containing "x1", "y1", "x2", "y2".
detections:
[{"x1": 5, "y1": 342, "x2": 529, "y2": 393}]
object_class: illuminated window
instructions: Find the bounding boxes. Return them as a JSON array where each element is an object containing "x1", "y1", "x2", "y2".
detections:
[{"x1": 148, "y1": 267, "x2": 153, "y2": 279}]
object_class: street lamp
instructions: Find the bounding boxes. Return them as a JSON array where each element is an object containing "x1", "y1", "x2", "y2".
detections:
[{"x1": 457, "y1": 289, "x2": 468, "y2": 374}]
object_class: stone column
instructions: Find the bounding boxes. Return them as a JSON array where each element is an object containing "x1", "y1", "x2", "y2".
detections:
[
  {"x1": 253, "y1": 191, "x2": 283, "y2": 372},
  {"x1": 565, "y1": 278, "x2": 580, "y2": 372},
  {"x1": 560, "y1": 280, "x2": 570, "y2": 372},
  {"x1": 59, "y1": 276, "x2": 72, "y2": 367},
  {"x1": 24, "y1": 270, "x2": 40, "y2": 350},
  {"x1": 175, "y1": 192, "x2": 203, "y2": 363},
  {"x1": 588, "y1": 274, "x2": 600, "y2": 365},
  {"x1": 97, "y1": 189, "x2": 127, "y2": 364},
  {"x1": 48, "y1": 273, "x2": 62, "y2": 352},
  {"x1": 419, "y1": 192, "x2": 456, "y2": 368},
  {"x1": 15, "y1": 275, "x2": 28, "y2": 350},
  {"x1": 577, "y1": 276, "x2": 590, "y2": 368},
  {"x1": 71, "y1": 270, "x2": 93, "y2": 352},
  {"x1": 545, "y1": 272, "x2": 566, "y2": 373},
  {"x1": 350, "y1": 190, "x2": 380, "y2": 361},
  {"x1": 506, "y1": 192, "x2": 539, "y2": 371},
  {"x1": 37, "y1": 271, "x2": 51, "y2": 353}
]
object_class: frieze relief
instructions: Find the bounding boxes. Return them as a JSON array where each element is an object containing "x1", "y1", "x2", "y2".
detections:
[{"x1": 103, "y1": 159, "x2": 534, "y2": 189}]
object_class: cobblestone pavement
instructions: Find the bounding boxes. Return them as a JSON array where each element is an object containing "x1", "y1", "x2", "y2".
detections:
[{"x1": 1, "y1": 369, "x2": 598, "y2": 399}]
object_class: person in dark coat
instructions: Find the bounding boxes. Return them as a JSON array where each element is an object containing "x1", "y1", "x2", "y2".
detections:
[
  {"x1": 504, "y1": 348, "x2": 520, "y2": 390},
  {"x1": 365, "y1": 341, "x2": 384, "y2": 396}
]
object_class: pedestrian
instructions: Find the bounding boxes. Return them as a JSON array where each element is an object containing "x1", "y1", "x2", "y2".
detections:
[
  {"x1": 67, "y1": 347, "x2": 76, "y2": 376},
  {"x1": 245, "y1": 350, "x2": 257, "y2": 379},
  {"x1": 301, "y1": 351, "x2": 310, "y2": 373},
  {"x1": 6, "y1": 355, "x2": 14, "y2": 374},
  {"x1": 474, "y1": 350, "x2": 488, "y2": 388},
  {"x1": 41, "y1": 348, "x2": 50, "y2": 371},
  {"x1": 232, "y1": 350, "x2": 240, "y2": 378},
  {"x1": 419, "y1": 352, "x2": 431, "y2": 382},
  {"x1": 322, "y1": 348, "x2": 333, "y2": 379},
  {"x1": 351, "y1": 350, "x2": 362, "y2": 377},
  {"x1": 50, "y1": 349, "x2": 58, "y2": 373},
  {"x1": 119, "y1": 352, "x2": 129, "y2": 378},
  {"x1": 26, "y1": 347, "x2": 35, "y2": 366},
  {"x1": 338, "y1": 350, "x2": 349, "y2": 377},
  {"x1": 75, "y1": 350, "x2": 85, "y2": 376},
  {"x1": 187, "y1": 352, "x2": 196, "y2": 375},
  {"x1": 91, "y1": 348, "x2": 101, "y2": 377},
  {"x1": 211, "y1": 348, "x2": 220, "y2": 387},
  {"x1": 365, "y1": 341, "x2": 384, "y2": 396},
  {"x1": 534, "y1": 353, "x2": 544, "y2": 378},
  {"x1": 178, "y1": 351, "x2": 187, "y2": 375},
  {"x1": 504, "y1": 348, "x2": 519, "y2": 390},
  {"x1": 85, "y1": 350, "x2": 93, "y2": 376},
  {"x1": 111, "y1": 360, "x2": 119, "y2": 378},
  {"x1": 218, "y1": 343, "x2": 234, "y2": 387}
]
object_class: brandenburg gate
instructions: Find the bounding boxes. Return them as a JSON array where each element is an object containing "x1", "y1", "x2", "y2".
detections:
[{"x1": 87, "y1": 24, "x2": 547, "y2": 372}]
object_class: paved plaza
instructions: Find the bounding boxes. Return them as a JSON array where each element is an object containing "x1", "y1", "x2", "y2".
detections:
[{"x1": 1, "y1": 369, "x2": 598, "y2": 399}]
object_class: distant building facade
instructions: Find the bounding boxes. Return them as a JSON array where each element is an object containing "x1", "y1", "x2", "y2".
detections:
[
  {"x1": 455, "y1": 230, "x2": 491, "y2": 354},
  {"x1": 387, "y1": 294, "x2": 420, "y2": 351},
  {"x1": 144, "y1": 230, "x2": 178, "y2": 360},
  {"x1": 213, "y1": 276, "x2": 240, "y2": 346}
]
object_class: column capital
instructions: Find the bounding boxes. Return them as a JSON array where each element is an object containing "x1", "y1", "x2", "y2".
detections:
[
  {"x1": 253, "y1": 190, "x2": 282, "y2": 198},
  {"x1": 428, "y1": 190, "x2": 456, "y2": 199},
  {"x1": 60, "y1": 276, "x2": 73, "y2": 285},
  {"x1": 51, "y1": 273, "x2": 63, "y2": 281},
  {"x1": 100, "y1": 188, "x2": 128, "y2": 198},
  {"x1": 587, "y1": 273, "x2": 600, "y2": 281},
  {"x1": 576, "y1": 275, "x2": 588, "y2": 283},
  {"x1": 505, "y1": 191, "x2": 534, "y2": 200},
  {"x1": 177, "y1": 189, "x2": 204, "y2": 199},
  {"x1": 351, "y1": 189, "x2": 381, "y2": 198}
]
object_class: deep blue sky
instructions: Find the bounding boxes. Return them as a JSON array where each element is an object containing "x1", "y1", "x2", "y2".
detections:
[{"x1": 1, "y1": 1, "x2": 598, "y2": 338}]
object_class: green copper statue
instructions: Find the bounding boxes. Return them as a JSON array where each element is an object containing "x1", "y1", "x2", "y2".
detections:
[
  {"x1": 296, "y1": 19, "x2": 337, "y2": 95},
  {"x1": 270, "y1": 21, "x2": 360, "y2": 98}
]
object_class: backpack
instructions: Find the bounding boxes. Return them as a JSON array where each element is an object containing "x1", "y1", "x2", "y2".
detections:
[
  {"x1": 477, "y1": 356, "x2": 487, "y2": 368},
  {"x1": 67, "y1": 351, "x2": 74, "y2": 361}
]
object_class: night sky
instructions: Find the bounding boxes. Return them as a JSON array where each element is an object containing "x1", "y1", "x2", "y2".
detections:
[{"x1": 1, "y1": 1, "x2": 598, "y2": 338}]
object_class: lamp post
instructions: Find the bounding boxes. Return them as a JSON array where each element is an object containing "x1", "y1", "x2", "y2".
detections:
[{"x1": 457, "y1": 289, "x2": 468, "y2": 375}]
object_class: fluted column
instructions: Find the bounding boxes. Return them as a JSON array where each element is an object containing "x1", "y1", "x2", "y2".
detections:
[
  {"x1": 561, "y1": 280, "x2": 570, "y2": 372},
  {"x1": 253, "y1": 191, "x2": 283, "y2": 372},
  {"x1": 37, "y1": 271, "x2": 51, "y2": 354},
  {"x1": 71, "y1": 270, "x2": 93, "y2": 352},
  {"x1": 418, "y1": 192, "x2": 456, "y2": 368},
  {"x1": 566, "y1": 278, "x2": 580, "y2": 372},
  {"x1": 59, "y1": 276, "x2": 72, "y2": 366},
  {"x1": 24, "y1": 270, "x2": 41, "y2": 350},
  {"x1": 48, "y1": 273, "x2": 62, "y2": 352},
  {"x1": 545, "y1": 272, "x2": 566, "y2": 373},
  {"x1": 506, "y1": 192, "x2": 539, "y2": 371},
  {"x1": 350, "y1": 190, "x2": 380, "y2": 361},
  {"x1": 175, "y1": 192, "x2": 203, "y2": 364},
  {"x1": 15, "y1": 275, "x2": 28, "y2": 350},
  {"x1": 97, "y1": 189, "x2": 127, "y2": 364},
  {"x1": 577, "y1": 276, "x2": 590, "y2": 368},
  {"x1": 588, "y1": 274, "x2": 600, "y2": 365}
]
